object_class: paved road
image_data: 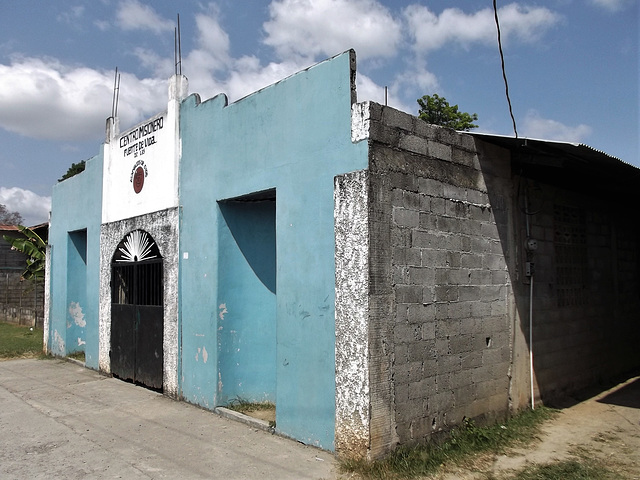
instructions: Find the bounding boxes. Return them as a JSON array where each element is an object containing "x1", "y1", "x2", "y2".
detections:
[{"x1": 0, "y1": 358, "x2": 338, "y2": 479}]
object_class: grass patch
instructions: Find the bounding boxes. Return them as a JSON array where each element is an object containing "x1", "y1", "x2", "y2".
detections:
[
  {"x1": 510, "y1": 458, "x2": 621, "y2": 480},
  {"x1": 226, "y1": 397, "x2": 276, "y2": 427},
  {"x1": 226, "y1": 397, "x2": 275, "y2": 414},
  {"x1": 341, "y1": 407, "x2": 558, "y2": 479},
  {"x1": 0, "y1": 321, "x2": 44, "y2": 359},
  {"x1": 67, "y1": 351, "x2": 85, "y2": 362}
]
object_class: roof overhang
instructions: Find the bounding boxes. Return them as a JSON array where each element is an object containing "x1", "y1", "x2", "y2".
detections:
[{"x1": 469, "y1": 133, "x2": 640, "y2": 194}]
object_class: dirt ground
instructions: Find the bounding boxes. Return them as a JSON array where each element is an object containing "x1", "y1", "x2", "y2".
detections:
[{"x1": 436, "y1": 375, "x2": 640, "y2": 479}]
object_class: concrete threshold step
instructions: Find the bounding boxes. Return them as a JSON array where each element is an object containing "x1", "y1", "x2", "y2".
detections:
[{"x1": 215, "y1": 406, "x2": 275, "y2": 434}]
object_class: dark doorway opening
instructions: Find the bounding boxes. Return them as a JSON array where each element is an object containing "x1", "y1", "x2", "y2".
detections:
[{"x1": 110, "y1": 230, "x2": 164, "y2": 391}]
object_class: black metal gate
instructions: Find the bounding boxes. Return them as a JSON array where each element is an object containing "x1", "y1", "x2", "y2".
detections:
[{"x1": 110, "y1": 230, "x2": 163, "y2": 391}]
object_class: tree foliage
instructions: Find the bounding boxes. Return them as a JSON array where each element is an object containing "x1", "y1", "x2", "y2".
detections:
[
  {"x1": 2, "y1": 225, "x2": 47, "y2": 280},
  {"x1": 58, "y1": 160, "x2": 86, "y2": 182},
  {"x1": 0, "y1": 204, "x2": 24, "y2": 225},
  {"x1": 417, "y1": 94, "x2": 479, "y2": 131}
]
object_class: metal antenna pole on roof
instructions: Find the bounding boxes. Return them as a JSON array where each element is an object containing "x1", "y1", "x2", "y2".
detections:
[
  {"x1": 111, "y1": 67, "x2": 121, "y2": 119},
  {"x1": 174, "y1": 14, "x2": 182, "y2": 76}
]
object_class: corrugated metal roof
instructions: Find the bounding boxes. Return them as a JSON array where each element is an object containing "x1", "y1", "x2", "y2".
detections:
[{"x1": 469, "y1": 132, "x2": 639, "y2": 172}]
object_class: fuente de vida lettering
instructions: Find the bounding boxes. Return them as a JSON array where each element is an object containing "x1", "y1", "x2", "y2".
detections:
[{"x1": 120, "y1": 116, "x2": 163, "y2": 158}]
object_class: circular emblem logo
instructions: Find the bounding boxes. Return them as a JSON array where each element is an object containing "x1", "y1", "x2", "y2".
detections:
[{"x1": 133, "y1": 166, "x2": 145, "y2": 193}]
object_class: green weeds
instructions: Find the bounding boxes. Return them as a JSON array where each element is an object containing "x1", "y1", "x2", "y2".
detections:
[
  {"x1": 341, "y1": 407, "x2": 558, "y2": 479},
  {"x1": 0, "y1": 321, "x2": 44, "y2": 358},
  {"x1": 510, "y1": 458, "x2": 621, "y2": 480}
]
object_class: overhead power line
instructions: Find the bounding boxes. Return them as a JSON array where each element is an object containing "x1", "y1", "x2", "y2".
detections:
[{"x1": 493, "y1": 0, "x2": 518, "y2": 138}]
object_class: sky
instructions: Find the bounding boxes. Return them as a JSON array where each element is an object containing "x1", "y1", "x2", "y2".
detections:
[{"x1": 0, "y1": 0, "x2": 638, "y2": 225}]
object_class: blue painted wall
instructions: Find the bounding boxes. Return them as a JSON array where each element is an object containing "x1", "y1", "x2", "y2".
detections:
[
  {"x1": 48, "y1": 153, "x2": 103, "y2": 368},
  {"x1": 66, "y1": 229, "x2": 87, "y2": 354},
  {"x1": 178, "y1": 51, "x2": 368, "y2": 449}
]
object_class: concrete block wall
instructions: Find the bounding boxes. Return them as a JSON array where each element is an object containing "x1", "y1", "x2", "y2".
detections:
[
  {"x1": 521, "y1": 183, "x2": 640, "y2": 400},
  {"x1": 366, "y1": 103, "x2": 516, "y2": 448}
]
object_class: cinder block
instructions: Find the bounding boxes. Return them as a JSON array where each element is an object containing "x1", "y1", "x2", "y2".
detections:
[
  {"x1": 408, "y1": 342, "x2": 427, "y2": 362},
  {"x1": 395, "y1": 383, "x2": 409, "y2": 403},
  {"x1": 435, "y1": 303, "x2": 449, "y2": 320},
  {"x1": 399, "y1": 133, "x2": 428, "y2": 156},
  {"x1": 408, "y1": 266, "x2": 435, "y2": 285},
  {"x1": 445, "y1": 200, "x2": 471, "y2": 219},
  {"x1": 427, "y1": 140, "x2": 453, "y2": 162},
  {"x1": 392, "y1": 171, "x2": 420, "y2": 193},
  {"x1": 438, "y1": 216, "x2": 461, "y2": 234},
  {"x1": 421, "y1": 321, "x2": 436, "y2": 340},
  {"x1": 419, "y1": 212, "x2": 438, "y2": 230},
  {"x1": 470, "y1": 301, "x2": 492, "y2": 317},
  {"x1": 403, "y1": 191, "x2": 422, "y2": 210},
  {"x1": 418, "y1": 177, "x2": 445, "y2": 197},
  {"x1": 393, "y1": 206, "x2": 419, "y2": 228},
  {"x1": 393, "y1": 247, "x2": 421, "y2": 266},
  {"x1": 469, "y1": 269, "x2": 492, "y2": 285},
  {"x1": 446, "y1": 251, "x2": 462, "y2": 268},
  {"x1": 467, "y1": 189, "x2": 488, "y2": 205},
  {"x1": 450, "y1": 369, "x2": 473, "y2": 388},
  {"x1": 407, "y1": 303, "x2": 435, "y2": 324},
  {"x1": 450, "y1": 334, "x2": 473, "y2": 354},
  {"x1": 382, "y1": 106, "x2": 414, "y2": 131},
  {"x1": 461, "y1": 350, "x2": 483, "y2": 369},
  {"x1": 443, "y1": 184, "x2": 467, "y2": 202},
  {"x1": 484, "y1": 254, "x2": 506, "y2": 271},
  {"x1": 470, "y1": 205, "x2": 492, "y2": 222},
  {"x1": 460, "y1": 235, "x2": 472, "y2": 253},
  {"x1": 451, "y1": 147, "x2": 476, "y2": 168},
  {"x1": 459, "y1": 285, "x2": 482, "y2": 302},
  {"x1": 453, "y1": 383, "x2": 477, "y2": 405},
  {"x1": 434, "y1": 233, "x2": 462, "y2": 251},
  {"x1": 490, "y1": 300, "x2": 507, "y2": 316},
  {"x1": 476, "y1": 378, "x2": 508, "y2": 400},
  {"x1": 395, "y1": 320, "x2": 419, "y2": 344},
  {"x1": 392, "y1": 265, "x2": 410, "y2": 285},
  {"x1": 436, "y1": 354, "x2": 460, "y2": 374},
  {"x1": 391, "y1": 188, "x2": 404, "y2": 205},
  {"x1": 447, "y1": 301, "x2": 471, "y2": 319},
  {"x1": 461, "y1": 254, "x2": 483, "y2": 269},
  {"x1": 435, "y1": 285, "x2": 459, "y2": 302},
  {"x1": 481, "y1": 222, "x2": 500, "y2": 240},
  {"x1": 430, "y1": 197, "x2": 446, "y2": 215}
]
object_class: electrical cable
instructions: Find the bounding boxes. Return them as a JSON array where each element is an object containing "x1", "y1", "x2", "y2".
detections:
[{"x1": 493, "y1": 0, "x2": 518, "y2": 138}]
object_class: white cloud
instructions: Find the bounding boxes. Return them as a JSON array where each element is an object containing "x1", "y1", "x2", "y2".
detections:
[
  {"x1": 116, "y1": 0, "x2": 174, "y2": 34},
  {"x1": 57, "y1": 6, "x2": 85, "y2": 25},
  {"x1": 590, "y1": 0, "x2": 637, "y2": 11},
  {"x1": 263, "y1": 0, "x2": 402, "y2": 61},
  {"x1": 0, "y1": 187, "x2": 51, "y2": 226},
  {"x1": 404, "y1": 3, "x2": 561, "y2": 53},
  {"x1": 180, "y1": 9, "x2": 307, "y2": 102},
  {"x1": 521, "y1": 110, "x2": 592, "y2": 143},
  {"x1": 0, "y1": 56, "x2": 166, "y2": 141}
]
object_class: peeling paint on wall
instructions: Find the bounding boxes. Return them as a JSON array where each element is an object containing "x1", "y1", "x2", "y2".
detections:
[
  {"x1": 334, "y1": 169, "x2": 370, "y2": 459},
  {"x1": 53, "y1": 329, "x2": 65, "y2": 355},
  {"x1": 351, "y1": 102, "x2": 370, "y2": 143},
  {"x1": 78, "y1": 338, "x2": 86, "y2": 346},
  {"x1": 218, "y1": 303, "x2": 227, "y2": 320},
  {"x1": 68, "y1": 302, "x2": 86, "y2": 327}
]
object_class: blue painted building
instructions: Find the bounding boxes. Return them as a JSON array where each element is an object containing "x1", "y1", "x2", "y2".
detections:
[{"x1": 47, "y1": 51, "x2": 368, "y2": 451}]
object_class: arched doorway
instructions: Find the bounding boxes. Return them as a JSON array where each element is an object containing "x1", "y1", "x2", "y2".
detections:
[{"x1": 110, "y1": 230, "x2": 164, "y2": 390}]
